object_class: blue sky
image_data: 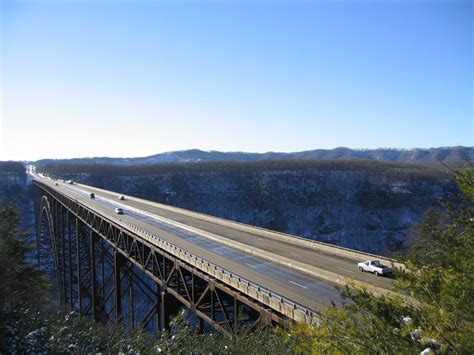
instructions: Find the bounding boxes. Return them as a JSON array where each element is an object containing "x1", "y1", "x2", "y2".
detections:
[{"x1": 1, "y1": 0, "x2": 472, "y2": 160}]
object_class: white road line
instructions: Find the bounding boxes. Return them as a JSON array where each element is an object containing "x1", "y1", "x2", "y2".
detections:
[
  {"x1": 290, "y1": 252, "x2": 301, "y2": 257},
  {"x1": 214, "y1": 250, "x2": 223, "y2": 255},
  {"x1": 245, "y1": 262, "x2": 257, "y2": 269},
  {"x1": 337, "y1": 267, "x2": 355, "y2": 274},
  {"x1": 289, "y1": 280, "x2": 308, "y2": 289}
]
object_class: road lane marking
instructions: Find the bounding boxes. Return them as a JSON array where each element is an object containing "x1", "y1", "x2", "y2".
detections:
[
  {"x1": 289, "y1": 280, "x2": 308, "y2": 289},
  {"x1": 245, "y1": 262, "x2": 257, "y2": 269},
  {"x1": 214, "y1": 250, "x2": 223, "y2": 255},
  {"x1": 290, "y1": 252, "x2": 301, "y2": 257}
]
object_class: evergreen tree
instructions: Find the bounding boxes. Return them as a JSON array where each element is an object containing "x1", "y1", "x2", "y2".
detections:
[
  {"x1": 396, "y1": 168, "x2": 474, "y2": 353},
  {"x1": 0, "y1": 203, "x2": 48, "y2": 311}
]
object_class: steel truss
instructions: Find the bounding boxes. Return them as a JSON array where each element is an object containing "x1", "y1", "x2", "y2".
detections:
[{"x1": 34, "y1": 181, "x2": 285, "y2": 336}]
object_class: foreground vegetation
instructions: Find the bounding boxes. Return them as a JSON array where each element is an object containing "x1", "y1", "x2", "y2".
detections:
[
  {"x1": 0, "y1": 166, "x2": 472, "y2": 353},
  {"x1": 287, "y1": 168, "x2": 473, "y2": 354}
]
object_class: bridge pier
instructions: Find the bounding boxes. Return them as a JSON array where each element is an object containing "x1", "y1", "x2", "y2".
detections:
[
  {"x1": 67, "y1": 212, "x2": 74, "y2": 310},
  {"x1": 76, "y1": 218, "x2": 83, "y2": 314},
  {"x1": 196, "y1": 316, "x2": 204, "y2": 332},
  {"x1": 56, "y1": 202, "x2": 65, "y2": 308},
  {"x1": 114, "y1": 249, "x2": 124, "y2": 323},
  {"x1": 160, "y1": 290, "x2": 181, "y2": 331},
  {"x1": 90, "y1": 231, "x2": 98, "y2": 321}
]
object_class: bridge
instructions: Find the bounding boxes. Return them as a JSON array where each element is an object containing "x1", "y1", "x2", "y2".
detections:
[{"x1": 33, "y1": 176, "x2": 398, "y2": 335}]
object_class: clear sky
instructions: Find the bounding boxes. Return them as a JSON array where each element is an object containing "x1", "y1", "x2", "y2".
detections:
[{"x1": 0, "y1": 0, "x2": 472, "y2": 161}]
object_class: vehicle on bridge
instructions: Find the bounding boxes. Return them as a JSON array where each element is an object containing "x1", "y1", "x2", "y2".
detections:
[
  {"x1": 118, "y1": 195, "x2": 125, "y2": 200},
  {"x1": 358, "y1": 260, "x2": 392, "y2": 276},
  {"x1": 89, "y1": 192, "x2": 95, "y2": 199},
  {"x1": 115, "y1": 207, "x2": 124, "y2": 215}
]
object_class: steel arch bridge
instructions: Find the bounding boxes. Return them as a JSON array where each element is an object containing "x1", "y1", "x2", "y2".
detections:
[{"x1": 34, "y1": 181, "x2": 287, "y2": 336}]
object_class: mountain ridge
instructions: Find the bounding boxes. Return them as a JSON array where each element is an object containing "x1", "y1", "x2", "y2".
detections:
[{"x1": 33, "y1": 146, "x2": 473, "y2": 169}]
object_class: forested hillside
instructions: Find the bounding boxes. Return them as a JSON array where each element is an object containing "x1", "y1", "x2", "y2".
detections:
[
  {"x1": 0, "y1": 161, "x2": 26, "y2": 195},
  {"x1": 41, "y1": 159, "x2": 458, "y2": 254},
  {"x1": 0, "y1": 161, "x2": 33, "y2": 234}
]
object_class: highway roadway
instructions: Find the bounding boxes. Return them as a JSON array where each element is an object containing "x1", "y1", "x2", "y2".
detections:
[{"x1": 37, "y1": 177, "x2": 395, "y2": 312}]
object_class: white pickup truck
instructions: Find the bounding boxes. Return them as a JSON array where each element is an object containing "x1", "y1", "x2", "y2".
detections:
[{"x1": 358, "y1": 260, "x2": 392, "y2": 276}]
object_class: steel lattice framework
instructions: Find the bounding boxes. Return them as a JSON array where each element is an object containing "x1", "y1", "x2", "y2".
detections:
[{"x1": 34, "y1": 181, "x2": 289, "y2": 335}]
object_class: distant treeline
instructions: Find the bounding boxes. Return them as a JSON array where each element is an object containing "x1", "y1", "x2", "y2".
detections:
[
  {"x1": 0, "y1": 161, "x2": 26, "y2": 175},
  {"x1": 40, "y1": 159, "x2": 449, "y2": 182}
]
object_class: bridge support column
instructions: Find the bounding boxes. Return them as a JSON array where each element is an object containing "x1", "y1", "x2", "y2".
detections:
[
  {"x1": 90, "y1": 231, "x2": 98, "y2": 320},
  {"x1": 128, "y1": 262, "x2": 135, "y2": 330},
  {"x1": 67, "y1": 212, "x2": 74, "y2": 310},
  {"x1": 155, "y1": 283, "x2": 161, "y2": 334},
  {"x1": 160, "y1": 290, "x2": 181, "y2": 331},
  {"x1": 76, "y1": 218, "x2": 83, "y2": 314},
  {"x1": 54, "y1": 200, "x2": 65, "y2": 307},
  {"x1": 196, "y1": 316, "x2": 204, "y2": 333},
  {"x1": 60, "y1": 205, "x2": 67, "y2": 310},
  {"x1": 260, "y1": 308, "x2": 273, "y2": 327},
  {"x1": 114, "y1": 249, "x2": 124, "y2": 323},
  {"x1": 34, "y1": 187, "x2": 41, "y2": 266}
]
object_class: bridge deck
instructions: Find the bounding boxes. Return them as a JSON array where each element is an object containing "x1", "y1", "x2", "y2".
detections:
[{"x1": 37, "y1": 177, "x2": 394, "y2": 313}]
